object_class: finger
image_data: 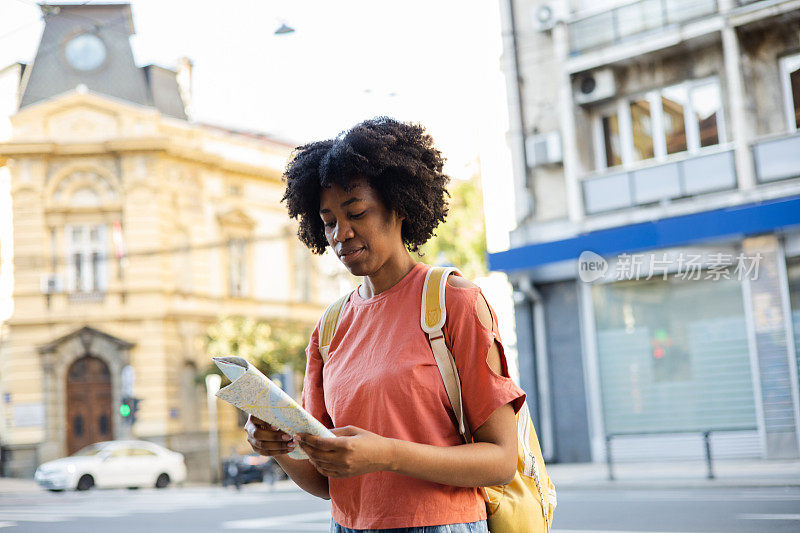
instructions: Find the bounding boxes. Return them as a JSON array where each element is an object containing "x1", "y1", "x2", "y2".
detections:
[
  {"x1": 253, "y1": 427, "x2": 292, "y2": 442},
  {"x1": 251, "y1": 416, "x2": 278, "y2": 431},
  {"x1": 298, "y1": 433, "x2": 340, "y2": 452},
  {"x1": 249, "y1": 436, "x2": 296, "y2": 456},
  {"x1": 253, "y1": 442, "x2": 295, "y2": 456},
  {"x1": 249, "y1": 436, "x2": 282, "y2": 453},
  {"x1": 298, "y1": 440, "x2": 338, "y2": 460},
  {"x1": 329, "y1": 426, "x2": 358, "y2": 437},
  {"x1": 299, "y1": 443, "x2": 338, "y2": 462}
]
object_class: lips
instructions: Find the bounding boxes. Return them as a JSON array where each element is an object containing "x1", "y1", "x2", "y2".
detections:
[{"x1": 338, "y1": 247, "x2": 364, "y2": 262}]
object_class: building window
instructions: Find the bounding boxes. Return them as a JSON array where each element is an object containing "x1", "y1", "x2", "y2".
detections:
[
  {"x1": 629, "y1": 98, "x2": 654, "y2": 161},
  {"x1": 594, "y1": 78, "x2": 725, "y2": 171},
  {"x1": 601, "y1": 112, "x2": 622, "y2": 167},
  {"x1": 65, "y1": 224, "x2": 108, "y2": 293},
  {"x1": 780, "y1": 53, "x2": 800, "y2": 131},
  {"x1": 661, "y1": 85, "x2": 688, "y2": 155},
  {"x1": 691, "y1": 83, "x2": 721, "y2": 147},
  {"x1": 228, "y1": 238, "x2": 248, "y2": 297}
]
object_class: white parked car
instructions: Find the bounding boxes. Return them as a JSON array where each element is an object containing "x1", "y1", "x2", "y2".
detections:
[{"x1": 34, "y1": 440, "x2": 187, "y2": 491}]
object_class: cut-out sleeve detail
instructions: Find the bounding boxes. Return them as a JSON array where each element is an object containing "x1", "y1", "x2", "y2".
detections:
[
  {"x1": 300, "y1": 323, "x2": 334, "y2": 430},
  {"x1": 442, "y1": 283, "x2": 527, "y2": 434}
]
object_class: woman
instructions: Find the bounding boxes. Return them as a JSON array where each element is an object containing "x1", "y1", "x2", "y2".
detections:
[{"x1": 245, "y1": 117, "x2": 526, "y2": 533}]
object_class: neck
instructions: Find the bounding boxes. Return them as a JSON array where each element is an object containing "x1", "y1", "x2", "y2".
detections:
[{"x1": 360, "y1": 251, "x2": 417, "y2": 299}]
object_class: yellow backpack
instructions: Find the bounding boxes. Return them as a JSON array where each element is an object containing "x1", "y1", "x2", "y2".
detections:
[{"x1": 317, "y1": 266, "x2": 557, "y2": 532}]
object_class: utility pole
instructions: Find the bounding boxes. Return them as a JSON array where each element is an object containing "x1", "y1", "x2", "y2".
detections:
[{"x1": 205, "y1": 374, "x2": 222, "y2": 484}]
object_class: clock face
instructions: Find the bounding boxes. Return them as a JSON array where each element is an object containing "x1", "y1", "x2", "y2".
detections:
[{"x1": 65, "y1": 33, "x2": 107, "y2": 71}]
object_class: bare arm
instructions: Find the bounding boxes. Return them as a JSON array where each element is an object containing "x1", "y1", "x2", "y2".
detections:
[
  {"x1": 385, "y1": 401, "x2": 517, "y2": 486},
  {"x1": 385, "y1": 275, "x2": 517, "y2": 485},
  {"x1": 273, "y1": 452, "x2": 331, "y2": 499}
]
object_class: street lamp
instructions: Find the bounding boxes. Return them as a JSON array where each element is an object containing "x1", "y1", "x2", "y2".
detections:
[
  {"x1": 274, "y1": 22, "x2": 295, "y2": 35},
  {"x1": 205, "y1": 373, "x2": 222, "y2": 484}
]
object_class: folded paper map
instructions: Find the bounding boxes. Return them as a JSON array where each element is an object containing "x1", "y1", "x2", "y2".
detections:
[{"x1": 213, "y1": 356, "x2": 335, "y2": 460}]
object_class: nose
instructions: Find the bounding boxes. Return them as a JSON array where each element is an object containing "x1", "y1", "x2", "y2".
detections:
[{"x1": 332, "y1": 219, "x2": 354, "y2": 244}]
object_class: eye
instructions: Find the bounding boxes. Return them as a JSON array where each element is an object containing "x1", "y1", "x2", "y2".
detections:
[
  {"x1": 350, "y1": 211, "x2": 367, "y2": 219},
  {"x1": 323, "y1": 220, "x2": 335, "y2": 228}
]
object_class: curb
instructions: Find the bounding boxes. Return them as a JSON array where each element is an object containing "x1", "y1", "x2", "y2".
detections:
[{"x1": 551, "y1": 478, "x2": 800, "y2": 490}]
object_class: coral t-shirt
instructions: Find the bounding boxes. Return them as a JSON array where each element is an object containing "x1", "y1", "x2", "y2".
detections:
[{"x1": 301, "y1": 262, "x2": 527, "y2": 529}]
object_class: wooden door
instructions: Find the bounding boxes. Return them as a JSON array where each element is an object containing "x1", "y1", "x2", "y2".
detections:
[{"x1": 66, "y1": 356, "x2": 113, "y2": 455}]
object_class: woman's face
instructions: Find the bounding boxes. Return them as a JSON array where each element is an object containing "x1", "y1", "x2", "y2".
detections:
[{"x1": 319, "y1": 179, "x2": 404, "y2": 277}]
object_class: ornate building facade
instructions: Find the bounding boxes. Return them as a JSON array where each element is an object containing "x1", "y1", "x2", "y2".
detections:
[{"x1": 0, "y1": 3, "x2": 340, "y2": 479}]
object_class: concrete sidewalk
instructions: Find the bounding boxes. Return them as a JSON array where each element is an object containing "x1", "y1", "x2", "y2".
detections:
[
  {"x1": 546, "y1": 457, "x2": 800, "y2": 489},
  {"x1": 2, "y1": 459, "x2": 798, "y2": 494}
]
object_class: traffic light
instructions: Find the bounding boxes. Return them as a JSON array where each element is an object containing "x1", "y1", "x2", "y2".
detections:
[
  {"x1": 131, "y1": 398, "x2": 141, "y2": 424},
  {"x1": 120, "y1": 396, "x2": 132, "y2": 419},
  {"x1": 120, "y1": 396, "x2": 142, "y2": 424}
]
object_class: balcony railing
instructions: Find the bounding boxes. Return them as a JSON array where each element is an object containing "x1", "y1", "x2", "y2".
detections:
[
  {"x1": 582, "y1": 147, "x2": 737, "y2": 214},
  {"x1": 753, "y1": 131, "x2": 800, "y2": 183},
  {"x1": 569, "y1": 0, "x2": 719, "y2": 55}
]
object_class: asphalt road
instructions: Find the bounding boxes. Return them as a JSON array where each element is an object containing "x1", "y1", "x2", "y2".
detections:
[{"x1": 0, "y1": 483, "x2": 798, "y2": 532}]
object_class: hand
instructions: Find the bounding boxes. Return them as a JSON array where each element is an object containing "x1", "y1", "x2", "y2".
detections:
[
  {"x1": 244, "y1": 414, "x2": 296, "y2": 457},
  {"x1": 297, "y1": 425, "x2": 394, "y2": 479}
]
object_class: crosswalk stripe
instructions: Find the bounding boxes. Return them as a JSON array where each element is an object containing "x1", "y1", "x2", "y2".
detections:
[
  {"x1": 222, "y1": 510, "x2": 332, "y2": 530},
  {"x1": 737, "y1": 513, "x2": 800, "y2": 520},
  {"x1": 553, "y1": 530, "x2": 706, "y2": 533},
  {"x1": 0, "y1": 490, "x2": 313, "y2": 524},
  {"x1": 0, "y1": 514, "x2": 65, "y2": 522}
]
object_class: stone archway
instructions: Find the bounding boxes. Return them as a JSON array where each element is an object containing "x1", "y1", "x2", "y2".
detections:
[
  {"x1": 38, "y1": 326, "x2": 135, "y2": 462},
  {"x1": 66, "y1": 355, "x2": 113, "y2": 455}
]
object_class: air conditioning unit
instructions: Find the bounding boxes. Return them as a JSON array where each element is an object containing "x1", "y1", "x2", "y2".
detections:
[
  {"x1": 532, "y1": 2, "x2": 565, "y2": 32},
  {"x1": 40, "y1": 274, "x2": 63, "y2": 294},
  {"x1": 574, "y1": 69, "x2": 615, "y2": 105},
  {"x1": 525, "y1": 131, "x2": 563, "y2": 167}
]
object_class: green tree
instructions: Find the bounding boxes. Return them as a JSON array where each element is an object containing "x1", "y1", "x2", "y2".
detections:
[
  {"x1": 418, "y1": 170, "x2": 487, "y2": 280},
  {"x1": 201, "y1": 316, "x2": 311, "y2": 384}
]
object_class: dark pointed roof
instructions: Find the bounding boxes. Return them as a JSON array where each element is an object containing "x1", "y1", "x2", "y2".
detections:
[{"x1": 19, "y1": 3, "x2": 186, "y2": 119}]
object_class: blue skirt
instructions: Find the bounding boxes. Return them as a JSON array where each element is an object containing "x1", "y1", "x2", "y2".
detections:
[{"x1": 330, "y1": 518, "x2": 489, "y2": 533}]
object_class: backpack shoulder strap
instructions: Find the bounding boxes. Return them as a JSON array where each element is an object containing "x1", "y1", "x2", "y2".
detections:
[
  {"x1": 318, "y1": 292, "x2": 351, "y2": 364},
  {"x1": 421, "y1": 266, "x2": 472, "y2": 443}
]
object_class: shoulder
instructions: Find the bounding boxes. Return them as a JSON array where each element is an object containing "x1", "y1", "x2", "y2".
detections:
[
  {"x1": 446, "y1": 275, "x2": 477, "y2": 290},
  {"x1": 445, "y1": 274, "x2": 492, "y2": 330}
]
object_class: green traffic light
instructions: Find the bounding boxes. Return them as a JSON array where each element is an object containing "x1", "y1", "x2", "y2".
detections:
[{"x1": 120, "y1": 403, "x2": 131, "y2": 417}]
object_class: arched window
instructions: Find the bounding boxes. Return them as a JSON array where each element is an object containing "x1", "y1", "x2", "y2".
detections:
[{"x1": 47, "y1": 169, "x2": 119, "y2": 296}]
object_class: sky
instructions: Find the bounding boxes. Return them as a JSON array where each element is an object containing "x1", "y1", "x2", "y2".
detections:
[
  {"x1": 0, "y1": 0, "x2": 522, "y2": 376},
  {"x1": 0, "y1": 0, "x2": 517, "y2": 250}
]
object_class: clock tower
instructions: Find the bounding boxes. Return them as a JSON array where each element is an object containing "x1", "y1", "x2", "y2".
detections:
[{"x1": 19, "y1": 3, "x2": 187, "y2": 119}]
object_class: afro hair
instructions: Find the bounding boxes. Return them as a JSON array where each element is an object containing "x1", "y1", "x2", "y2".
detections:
[{"x1": 281, "y1": 117, "x2": 451, "y2": 254}]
